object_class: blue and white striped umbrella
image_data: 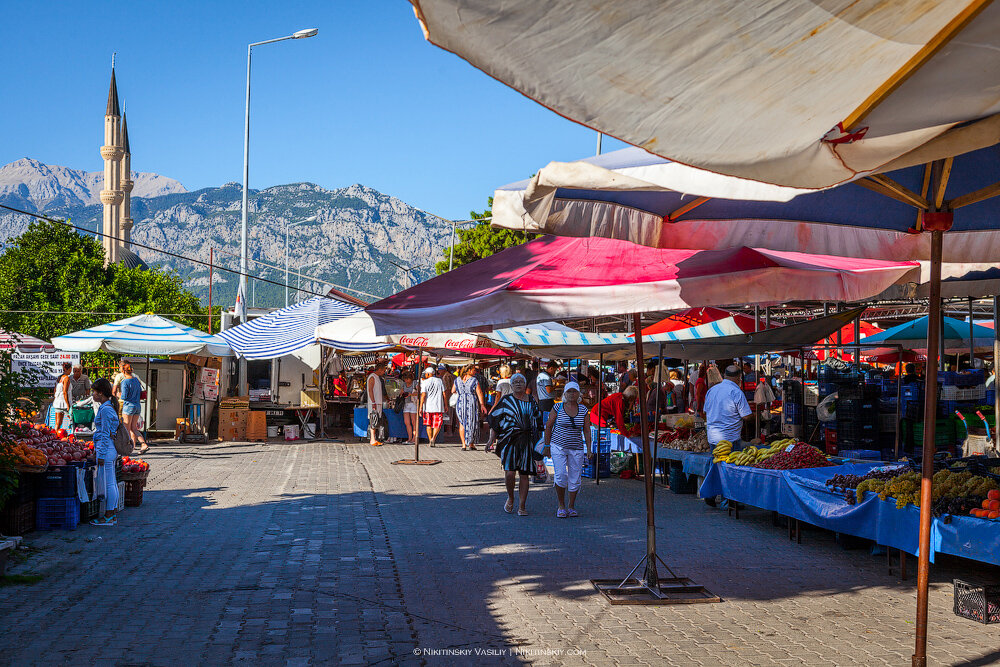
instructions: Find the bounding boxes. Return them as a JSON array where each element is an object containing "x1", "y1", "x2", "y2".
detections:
[
  {"x1": 51, "y1": 314, "x2": 231, "y2": 356},
  {"x1": 217, "y1": 296, "x2": 364, "y2": 360}
]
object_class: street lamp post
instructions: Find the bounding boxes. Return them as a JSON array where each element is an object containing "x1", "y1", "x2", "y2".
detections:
[
  {"x1": 238, "y1": 27, "x2": 318, "y2": 395},
  {"x1": 296, "y1": 260, "x2": 322, "y2": 303},
  {"x1": 285, "y1": 216, "x2": 317, "y2": 307}
]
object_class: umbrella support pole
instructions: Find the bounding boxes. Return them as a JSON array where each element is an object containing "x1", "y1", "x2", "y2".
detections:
[
  {"x1": 394, "y1": 348, "x2": 440, "y2": 465},
  {"x1": 594, "y1": 314, "x2": 720, "y2": 606}
]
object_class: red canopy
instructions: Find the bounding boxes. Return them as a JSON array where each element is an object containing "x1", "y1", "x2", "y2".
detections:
[
  {"x1": 641, "y1": 307, "x2": 766, "y2": 336},
  {"x1": 367, "y1": 237, "x2": 919, "y2": 335},
  {"x1": 813, "y1": 321, "x2": 884, "y2": 361}
]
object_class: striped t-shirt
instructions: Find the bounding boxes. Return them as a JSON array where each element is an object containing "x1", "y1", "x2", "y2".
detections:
[{"x1": 551, "y1": 403, "x2": 589, "y2": 450}]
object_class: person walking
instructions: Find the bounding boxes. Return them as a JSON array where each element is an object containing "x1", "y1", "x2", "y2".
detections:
[
  {"x1": 118, "y1": 363, "x2": 148, "y2": 454},
  {"x1": 89, "y1": 378, "x2": 120, "y2": 526},
  {"x1": 52, "y1": 362, "x2": 72, "y2": 431},
  {"x1": 400, "y1": 371, "x2": 419, "y2": 445},
  {"x1": 455, "y1": 364, "x2": 486, "y2": 450},
  {"x1": 366, "y1": 360, "x2": 389, "y2": 446},
  {"x1": 694, "y1": 364, "x2": 709, "y2": 418},
  {"x1": 490, "y1": 373, "x2": 543, "y2": 516},
  {"x1": 543, "y1": 381, "x2": 593, "y2": 518},
  {"x1": 439, "y1": 364, "x2": 455, "y2": 436},
  {"x1": 419, "y1": 367, "x2": 445, "y2": 447},
  {"x1": 485, "y1": 365, "x2": 514, "y2": 453},
  {"x1": 535, "y1": 361, "x2": 558, "y2": 412}
]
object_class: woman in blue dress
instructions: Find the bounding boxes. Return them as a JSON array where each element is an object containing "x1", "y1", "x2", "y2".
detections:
[
  {"x1": 454, "y1": 364, "x2": 486, "y2": 451},
  {"x1": 490, "y1": 374, "x2": 543, "y2": 516}
]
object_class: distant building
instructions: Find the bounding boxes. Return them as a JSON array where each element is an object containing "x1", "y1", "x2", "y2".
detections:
[{"x1": 100, "y1": 66, "x2": 147, "y2": 270}]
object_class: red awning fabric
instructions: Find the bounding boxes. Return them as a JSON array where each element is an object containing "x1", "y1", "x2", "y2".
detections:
[
  {"x1": 641, "y1": 307, "x2": 769, "y2": 336},
  {"x1": 368, "y1": 236, "x2": 919, "y2": 335},
  {"x1": 0, "y1": 331, "x2": 53, "y2": 351},
  {"x1": 813, "y1": 321, "x2": 884, "y2": 361}
]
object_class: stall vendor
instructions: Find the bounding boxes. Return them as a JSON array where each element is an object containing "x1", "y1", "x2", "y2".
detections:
[
  {"x1": 704, "y1": 365, "x2": 754, "y2": 447},
  {"x1": 590, "y1": 386, "x2": 639, "y2": 429},
  {"x1": 332, "y1": 371, "x2": 349, "y2": 397}
]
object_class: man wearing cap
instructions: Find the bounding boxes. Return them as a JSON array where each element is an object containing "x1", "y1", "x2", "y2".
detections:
[
  {"x1": 419, "y1": 367, "x2": 446, "y2": 447},
  {"x1": 704, "y1": 365, "x2": 754, "y2": 448}
]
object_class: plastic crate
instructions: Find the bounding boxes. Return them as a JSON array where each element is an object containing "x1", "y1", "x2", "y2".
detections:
[
  {"x1": 838, "y1": 449, "x2": 881, "y2": 461},
  {"x1": 35, "y1": 497, "x2": 79, "y2": 531},
  {"x1": 0, "y1": 500, "x2": 35, "y2": 536},
  {"x1": 912, "y1": 419, "x2": 958, "y2": 448},
  {"x1": 36, "y1": 463, "x2": 85, "y2": 499},
  {"x1": 838, "y1": 422, "x2": 878, "y2": 441},
  {"x1": 10, "y1": 472, "x2": 35, "y2": 504},
  {"x1": 902, "y1": 383, "x2": 925, "y2": 400},
  {"x1": 954, "y1": 579, "x2": 1000, "y2": 625},
  {"x1": 904, "y1": 400, "x2": 924, "y2": 420},
  {"x1": 940, "y1": 400, "x2": 976, "y2": 418},
  {"x1": 668, "y1": 466, "x2": 697, "y2": 494},
  {"x1": 955, "y1": 370, "x2": 986, "y2": 387},
  {"x1": 123, "y1": 479, "x2": 146, "y2": 507},
  {"x1": 80, "y1": 499, "x2": 100, "y2": 523},
  {"x1": 941, "y1": 385, "x2": 985, "y2": 402},
  {"x1": 824, "y1": 428, "x2": 838, "y2": 455},
  {"x1": 840, "y1": 383, "x2": 881, "y2": 400},
  {"x1": 879, "y1": 414, "x2": 898, "y2": 432}
]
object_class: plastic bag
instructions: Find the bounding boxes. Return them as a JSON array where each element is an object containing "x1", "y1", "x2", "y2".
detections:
[{"x1": 816, "y1": 392, "x2": 838, "y2": 422}]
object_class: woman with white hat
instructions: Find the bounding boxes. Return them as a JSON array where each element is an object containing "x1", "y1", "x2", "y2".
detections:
[{"x1": 543, "y1": 381, "x2": 593, "y2": 518}]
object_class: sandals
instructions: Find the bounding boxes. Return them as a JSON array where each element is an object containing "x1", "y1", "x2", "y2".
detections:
[
  {"x1": 371, "y1": 441, "x2": 384, "y2": 447},
  {"x1": 461, "y1": 445, "x2": 468, "y2": 451},
  {"x1": 556, "y1": 509, "x2": 568, "y2": 518},
  {"x1": 504, "y1": 499, "x2": 514, "y2": 514},
  {"x1": 467, "y1": 444, "x2": 477, "y2": 451},
  {"x1": 90, "y1": 516, "x2": 117, "y2": 526},
  {"x1": 139, "y1": 444, "x2": 149, "y2": 454},
  {"x1": 517, "y1": 508, "x2": 528, "y2": 516},
  {"x1": 567, "y1": 509, "x2": 579, "y2": 518}
]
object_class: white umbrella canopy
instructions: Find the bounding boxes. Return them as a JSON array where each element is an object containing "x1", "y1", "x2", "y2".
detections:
[
  {"x1": 51, "y1": 314, "x2": 231, "y2": 357},
  {"x1": 411, "y1": 0, "x2": 1000, "y2": 188}
]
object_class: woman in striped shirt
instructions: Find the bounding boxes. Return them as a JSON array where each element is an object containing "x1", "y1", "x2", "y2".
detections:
[{"x1": 543, "y1": 381, "x2": 593, "y2": 518}]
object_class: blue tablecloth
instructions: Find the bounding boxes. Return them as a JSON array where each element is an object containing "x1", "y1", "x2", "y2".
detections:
[
  {"x1": 353, "y1": 408, "x2": 427, "y2": 440},
  {"x1": 651, "y1": 446, "x2": 713, "y2": 478},
  {"x1": 699, "y1": 460, "x2": 1000, "y2": 565}
]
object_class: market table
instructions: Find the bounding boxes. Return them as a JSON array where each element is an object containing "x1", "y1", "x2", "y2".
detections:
[
  {"x1": 352, "y1": 407, "x2": 427, "y2": 440},
  {"x1": 699, "y1": 461, "x2": 1000, "y2": 566}
]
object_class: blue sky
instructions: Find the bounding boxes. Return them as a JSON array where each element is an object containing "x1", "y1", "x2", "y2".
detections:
[{"x1": 1, "y1": 1, "x2": 626, "y2": 220}]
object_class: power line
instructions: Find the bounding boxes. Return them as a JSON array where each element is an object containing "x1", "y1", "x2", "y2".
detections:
[
  {"x1": 0, "y1": 309, "x2": 212, "y2": 318},
  {"x1": 0, "y1": 203, "x2": 376, "y2": 302}
]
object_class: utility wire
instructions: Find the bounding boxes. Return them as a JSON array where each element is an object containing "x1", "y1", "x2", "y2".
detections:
[{"x1": 0, "y1": 203, "x2": 376, "y2": 302}]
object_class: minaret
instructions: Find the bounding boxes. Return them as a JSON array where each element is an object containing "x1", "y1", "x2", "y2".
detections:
[
  {"x1": 120, "y1": 113, "x2": 133, "y2": 248},
  {"x1": 99, "y1": 67, "x2": 124, "y2": 265}
]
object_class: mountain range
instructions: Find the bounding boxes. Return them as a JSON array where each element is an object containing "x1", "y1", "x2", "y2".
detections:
[{"x1": 0, "y1": 158, "x2": 452, "y2": 306}]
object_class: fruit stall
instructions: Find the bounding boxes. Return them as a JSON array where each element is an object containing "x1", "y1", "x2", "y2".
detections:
[
  {"x1": 699, "y1": 441, "x2": 1000, "y2": 567},
  {"x1": 1, "y1": 421, "x2": 151, "y2": 535}
]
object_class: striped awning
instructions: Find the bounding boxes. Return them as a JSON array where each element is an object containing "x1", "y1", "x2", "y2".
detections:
[
  {"x1": 490, "y1": 317, "x2": 746, "y2": 350},
  {"x1": 0, "y1": 330, "x2": 53, "y2": 351},
  {"x1": 51, "y1": 315, "x2": 230, "y2": 356},
  {"x1": 217, "y1": 296, "x2": 365, "y2": 360}
]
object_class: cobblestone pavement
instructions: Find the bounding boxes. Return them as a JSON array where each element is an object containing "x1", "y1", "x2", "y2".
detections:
[{"x1": 2, "y1": 435, "x2": 999, "y2": 666}]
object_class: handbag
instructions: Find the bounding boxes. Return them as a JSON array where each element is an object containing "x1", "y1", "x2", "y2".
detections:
[
  {"x1": 368, "y1": 410, "x2": 388, "y2": 441},
  {"x1": 392, "y1": 395, "x2": 406, "y2": 413},
  {"x1": 449, "y1": 393, "x2": 458, "y2": 408}
]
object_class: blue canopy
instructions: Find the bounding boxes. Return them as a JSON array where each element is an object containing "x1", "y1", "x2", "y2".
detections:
[
  {"x1": 216, "y1": 297, "x2": 362, "y2": 360},
  {"x1": 860, "y1": 316, "x2": 996, "y2": 352}
]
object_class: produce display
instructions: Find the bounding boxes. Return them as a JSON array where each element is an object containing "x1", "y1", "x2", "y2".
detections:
[
  {"x1": 5, "y1": 420, "x2": 94, "y2": 466},
  {"x1": 712, "y1": 440, "x2": 733, "y2": 463},
  {"x1": 671, "y1": 430, "x2": 710, "y2": 452},
  {"x1": 825, "y1": 467, "x2": 908, "y2": 505},
  {"x1": 753, "y1": 443, "x2": 833, "y2": 470},
  {"x1": 718, "y1": 439, "x2": 789, "y2": 465},
  {"x1": 6, "y1": 441, "x2": 47, "y2": 468},
  {"x1": 829, "y1": 468, "x2": 1000, "y2": 515},
  {"x1": 121, "y1": 456, "x2": 150, "y2": 476}
]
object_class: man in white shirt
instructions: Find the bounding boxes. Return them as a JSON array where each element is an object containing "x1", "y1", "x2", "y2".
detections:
[
  {"x1": 704, "y1": 365, "x2": 754, "y2": 447},
  {"x1": 419, "y1": 366, "x2": 446, "y2": 447},
  {"x1": 366, "y1": 361, "x2": 388, "y2": 446},
  {"x1": 536, "y1": 361, "x2": 558, "y2": 412}
]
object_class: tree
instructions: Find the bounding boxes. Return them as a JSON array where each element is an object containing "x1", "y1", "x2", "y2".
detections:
[
  {"x1": 0, "y1": 219, "x2": 208, "y2": 344},
  {"x1": 435, "y1": 198, "x2": 537, "y2": 274}
]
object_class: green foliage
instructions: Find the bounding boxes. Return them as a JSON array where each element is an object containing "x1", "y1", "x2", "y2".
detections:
[
  {"x1": 435, "y1": 198, "x2": 537, "y2": 274},
  {"x1": 0, "y1": 219, "x2": 209, "y2": 356}
]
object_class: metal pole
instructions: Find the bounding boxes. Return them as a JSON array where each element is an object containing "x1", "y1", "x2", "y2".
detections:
[
  {"x1": 596, "y1": 352, "x2": 604, "y2": 486},
  {"x1": 754, "y1": 305, "x2": 760, "y2": 436},
  {"x1": 448, "y1": 220, "x2": 457, "y2": 272},
  {"x1": 995, "y1": 295, "x2": 999, "y2": 448},
  {"x1": 236, "y1": 46, "x2": 253, "y2": 396},
  {"x1": 854, "y1": 314, "x2": 862, "y2": 369},
  {"x1": 632, "y1": 313, "x2": 658, "y2": 586},
  {"x1": 284, "y1": 224, "x2": 290, "y2": 307},
  {"x1": 913, "y1": 229, "x2": 943, "y2": 667},
  {"x1": 596, "y1": 132, "x2": 604, "y2": 156},
  {"x1": 208, "y1": 248, "x2": 213, "y2": 334},
  {"x1": 652, "y1": 344, "x2": 663, "y2": 485},
  {"x1": 968, "y1": 296, "x2": 975, "y2": 368}
]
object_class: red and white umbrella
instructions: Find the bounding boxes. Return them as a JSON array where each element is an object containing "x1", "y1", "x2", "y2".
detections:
[
  {"x1": 367, "y1": 236, "x2": 919, "y2": 335},
  {"x1": 0, "y1": 331, "x2": 54, "y2": 351}
]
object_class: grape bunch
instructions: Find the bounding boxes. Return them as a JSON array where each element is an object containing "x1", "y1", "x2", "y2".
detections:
[
  {"x1": 932, "y1": 495, "x2": 986, "y2": 518},
  {"x1": 826, "y1": 467, "x2": 906, "y2": 492}
]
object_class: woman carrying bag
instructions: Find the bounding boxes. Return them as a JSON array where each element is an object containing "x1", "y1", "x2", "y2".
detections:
[
  {"x1": 90, "y1": 378, "x2": 120, "y2": 526},
  {"x1": 489, "y1": 374, "x2": 543, "y2": 516}
]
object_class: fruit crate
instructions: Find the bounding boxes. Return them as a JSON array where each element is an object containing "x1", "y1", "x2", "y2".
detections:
[
  {"x1": 902, "y1": 382, "x2": 924, "y2": 400},
  {"x1": 839, "y1": 383, "x2": 880, "y2": 400},
  {"x1": 10, "y1": 471, "x2": 36, "y2": 504},
  {"x1": 954, "y1": 579, "x2": 1000, "y2": 624},
  {"x1": 904, "y1": 400, "x2": 924, "y2": 420},
  {"x1": 123, "y1": 479, "x2": 146, "y2": 507},
  {"x1": 941, "y1": 385, "x2": 985, "y2": 402},
  {"x1": 35, "y1": 497, "x2": 80, "y2": 531},
  {"x1": 941, "y1": 370, "x2": 986, "y2": 387},
  {"x1": 0, "y1": 500, "x2": 35, "y2": 536},
  {"x1": 836, "y1": 398, "x2": 878, "y2": 423},
  {"x1": 668, "y1": 466, "x2": 696, "y2": 494},
  {"x1": 879, "y1": 413, "x2": 898, "y2": 433},
  {"x1": 582, "y1": 454, "x2": 611, "y2": 479},
  {"x1": 36, "y1": 463, "x2": 85, "y2": 499},
  {"x1": 79, "y1": 499, "x2": 100, "y2": 523},
  {"x1": 987, "y1": 389, "x2": 995, "y2": 406},
  {"x1": 912, "y1": 419, "x2": 958, "y2": 449},
  {"x1": 940, "y1": 400, "x2": 976, "y2": 419}
]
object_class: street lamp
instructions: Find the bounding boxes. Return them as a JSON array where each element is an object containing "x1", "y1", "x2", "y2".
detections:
[
  {"x1": 296, "y1": 260, "x2": 322, "y2": 303},
  {"x1": 284, "y1": 216, "x2": 317, "y2": 307},
  {"x1": 238, "y1": 27, "x2": 318, "y2": 395}
]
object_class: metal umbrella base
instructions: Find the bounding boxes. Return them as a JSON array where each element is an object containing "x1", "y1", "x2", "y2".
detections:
[
  {"x1": 592, "y1": 553, "x2": 721, "y2": 605},
  {"x1": 391, "y1": 459, "x2": 441, "y2": 465}
]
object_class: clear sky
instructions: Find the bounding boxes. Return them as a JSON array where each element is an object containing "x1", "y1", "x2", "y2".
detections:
[{"x1": 1, "y1": 1, "x2": 627, "y2": 220}]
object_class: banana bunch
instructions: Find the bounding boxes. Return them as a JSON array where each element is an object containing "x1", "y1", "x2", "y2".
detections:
[
  {"x1": 726, "y1": 446, "x2": 759, "y2": 465},
  {"x1": 712, "y1": 440, "x2": 733, "y2": 463}
]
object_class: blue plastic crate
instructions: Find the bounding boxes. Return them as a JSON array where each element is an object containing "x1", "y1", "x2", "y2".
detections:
[
  {"x1": 902, "y1": 383, "x2": 924, "y2": 400},
  {"x1": 838, "y1": 449, "x2": 881, "y2": 461},
  {"x1": 940, "y1": 400, "x2": 975, "y2": 418},
  {"x1": 35, "y1": 497, "x2": 79, "y2": 531},
  {"x1": 988, "y1": 389, "x2": 996, "y2": 406}
]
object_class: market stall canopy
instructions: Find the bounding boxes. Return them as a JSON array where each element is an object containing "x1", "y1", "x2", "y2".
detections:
[
  {"x1": 51, "y1": 314, "x2": 231, "y2": 356},
  {"x1": 864, "y1": 349, "x2": 927, "y2": 365},
  {"x1": 0, "y1": 330, "x2": 53, "y2": 352},
  {"x1": 641, "y1": 307, "x2": 768, "y2": 337},
  {"x1": 366, "y1": 236, "x2": 919, "y2": 335},
  {"x1": 314, "y1": 310, "x2": 501, "y2": 353},
  {"x1": 490, "y1": 308, "x2": 867, "y2": 362},
  {"x1": 411, "y1": 0, "x2": 1000, "y2": 189},
  {"x1": 492, "y1": 145, "x2": 1000, "y2": 285},
  {"x1": 217, "y1": 296, "x2": 360, "y2": 360},
  {"x1": 860, "y1": 315, "x2": 997, "y2": 353},
  {"x1": 813, "y1": 321, "x2": 884, "y2": 361}
]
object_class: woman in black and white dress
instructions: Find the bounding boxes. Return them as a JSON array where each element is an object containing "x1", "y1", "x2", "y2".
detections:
[{"x1": 490, "y1": 373, "x2": 543, "y2": 516}]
